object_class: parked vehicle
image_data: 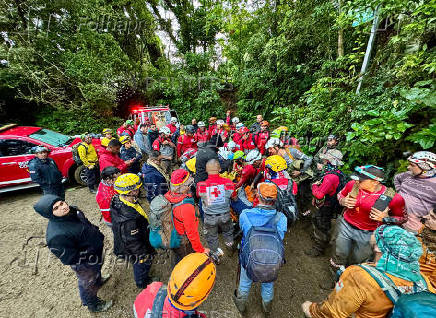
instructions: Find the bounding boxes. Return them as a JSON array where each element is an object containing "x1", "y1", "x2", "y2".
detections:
[
  {"x1": 0, "y1": 124, "x2": 100, "y2": 192},
  {"x1": 129, "y1": 105, "x2": 179, "y2": 128}
]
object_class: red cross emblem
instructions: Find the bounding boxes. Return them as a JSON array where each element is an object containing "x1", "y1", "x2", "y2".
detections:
[{"x1": 211, "y1": 187, "x2": 221, "y2": 198}]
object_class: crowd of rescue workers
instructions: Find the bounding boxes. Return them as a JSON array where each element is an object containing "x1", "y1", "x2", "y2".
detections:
[{"x1": 27, "y1": 110, "x2": 436, "y2": 317}]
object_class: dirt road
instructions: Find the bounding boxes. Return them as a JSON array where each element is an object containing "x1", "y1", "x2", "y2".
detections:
[{"x1": 0, "y1": 186, "x2": 331, "y2": 317}]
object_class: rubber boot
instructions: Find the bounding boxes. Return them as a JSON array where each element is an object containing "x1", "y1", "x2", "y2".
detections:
[
  {"x1": 262, "y1": 300, "x2": 273, "y2": 317},
  {"x1": 88, "y1": 298, "x2": 113, "y2": 313},
  {"x1": 232, "y1": 290, "x2": 248, "y2": 314}
]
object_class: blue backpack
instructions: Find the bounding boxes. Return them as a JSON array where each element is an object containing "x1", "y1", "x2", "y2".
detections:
[
  {"x1": 148, "y1": 195, "x2": 194, "y2": 249},
  {"x1": 240, "y1": 213, "x2": 284, "y2": 283},
  {"x1": 358, "y1": 264, "x2": 434, "y2": 318}
]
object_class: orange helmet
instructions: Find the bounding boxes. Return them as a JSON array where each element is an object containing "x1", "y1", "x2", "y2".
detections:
[
  {"x1": 261, "y1": 120, "x2": 269, "y2": 127},
  {"x1": 168, "y1": 253, "x2": 216, "y2": 311}
]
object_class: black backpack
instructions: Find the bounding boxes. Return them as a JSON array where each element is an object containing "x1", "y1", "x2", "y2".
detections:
[
  {"x1": 321, "y1": 170, "x2": 348, "y2": 210},
  {"x1": 275, "y1": 179, "x2": 298, "y2": 225},
  {"x1": 72, "y1": 142, "x2": 87, "y2": 165}
]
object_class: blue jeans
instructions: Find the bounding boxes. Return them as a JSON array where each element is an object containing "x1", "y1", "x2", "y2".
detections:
[
  {"x1": 238, "y1": 266, "x2": 274, "y2": 302},
  {"x1": 133, "y1": 258, "x2": 152, "y2": 288},
  {"x1": 71, "y1": 263, "x2": 102, "y2": 307}
]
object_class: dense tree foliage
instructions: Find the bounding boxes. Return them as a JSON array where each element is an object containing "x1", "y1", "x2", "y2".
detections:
[{"x1": 1, "y1": 0, "x2": 434, "y2": 176}]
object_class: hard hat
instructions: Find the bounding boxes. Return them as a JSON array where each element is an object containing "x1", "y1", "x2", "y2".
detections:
[
  {"x1": 277, "y1": 126, "x2": 288, "y2": 132},
  {"x1": 185, "y1": 125, "x2": 195, "y2": 134},
  {"x1": 232, "y1": 117, "x2": 240, "y2": 124},
  {"x1": 265, "y1": 155, "x2": 287, "y2": 172},
  {"x1": 233, "y1": 150, "x2": 245, "y2": 160},
  {"x1": 216, "y1": 119, "x2": 225, "y2": 125},
  {"x1": 261, "y1": 120, "x2": 269, "y2": 127},
  {"x1": 170, "y1": 169, "x2": 191, "y2": 186},
  {"x1": 171, "y1": 117, "x2": 178, "y2": 123},
  {"x1": 102, "y1": 128, "x2": 112, "y2": 134},
  {"x1": 198, "y1": 121, "x2": 206, "y2": 128},
  {"x1": 245, "y1": 149, "x2": 262, "y2": 164},
  {"x1": 185, "y1": 157, "x2": 196, "y2": 173},
  {"x1": 33, "y1": 145, "x2": 50, "y2": 154},
  {"x1": 81, "y1": 132, "x2": 92, "y2": 141},
  {"x1": 125, "y1": 119, "x2": 134, "y2": 126},
  {"x1": 101, "y1": 166, "x2": 121, "y2": 180},
  {"x1": 159, "y1": 126, "x2": 171, "y2": 135},
  {"x1": 119, "y1": 135, "x2": 131, "y2": 144},
  {"x1": 235, "y1": 123, "x2": 244, "y2": 130},
  {"x1": 168, "y1": 253, "x2": 216, "y2": 311},
  {"x1": 265, "y1": 138, "x2": 283, "y2": 150},
  {"x1": 114, "y1": 173, "x2": 142, "y2": 194},
  {"x1": 408, "y1": 151, "x2": 436, "y2": 171}
]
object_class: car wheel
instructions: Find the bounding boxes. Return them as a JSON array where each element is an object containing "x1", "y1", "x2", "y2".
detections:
[{"x1": 74, "y1": 165, "x2": 88, "y2": 186}]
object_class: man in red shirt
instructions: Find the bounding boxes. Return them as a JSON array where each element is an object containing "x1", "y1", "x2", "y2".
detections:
[
  {"x1": 166, "y1": 117, "x2": 178, "y2": 135},
  {"x1": 253, "y1": 120, "x2": 270, "y2": 154},
  {"x1": 211, "y1": 119, "x2": 229, "y2": 143},
  {"x1": 95, "y1": 166, "x2": 121, "y2": 227},
  {"x1": 305, "y1": 149, "x2": 345, "y2": 257},
  {"x1": 232, "y1": 124, "x2": 244, "y2": 146},
  {"x1": 99, "y1": 139, "x2": 132, "y2": 173},
  {"x1": 326, "y1": 165, "x2": 407, "y2": 288},
  {"x1": 238, "y1": 127, "x2": 256, "y2": 153},
  {"x1": 152, "y1": 126, "x2": 176, "y2": 174},
  {"x1": 176, "y1": 125, "x2": 197, "y2": 158},
  {"x1": 164, "y1": 169, "x2": 209, "y2": 266},
  {"x1": 194, "y1": 121, "x2": 209, "y2": 143}
]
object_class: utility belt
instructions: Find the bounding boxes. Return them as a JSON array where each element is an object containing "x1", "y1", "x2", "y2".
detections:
[
  {"x1": 204, "y1": 211, "x2": 230, "y2": 217},
  {"x1": 346, "y1": 219, "x2": 374, "y2": 234}
]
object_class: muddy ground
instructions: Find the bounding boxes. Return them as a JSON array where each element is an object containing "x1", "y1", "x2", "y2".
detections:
[{"x1": 0, "y1": 186, "x2": 332, "y2": 318}]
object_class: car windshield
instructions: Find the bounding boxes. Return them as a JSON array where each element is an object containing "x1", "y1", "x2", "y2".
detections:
[{"x1": 29, "y1": 129, "x2": 72, "y2": 146}]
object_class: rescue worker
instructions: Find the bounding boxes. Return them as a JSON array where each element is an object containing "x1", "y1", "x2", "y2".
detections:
[
  {"x1": 232, "y1": 150, "x2": 246, "y2": 182},
  {"x1": 394, "y1": 151, "x2": 436, "y2": 233},
  {"x1": 313, "y1": 134, "x2": 339, "y2": 165},
  {"x1": 33, "y1": 195, "x2": 112, "y2": 312},
  {"x1": 253, "y1": 120, "x2": 270, "y2": 154},
  {"x1": 230, "y1": 116, "x2": 240, "y2": 132},
  {"x1": 234, "y1": 149, "x2": 263, "y2": 190},
  {"x1": 99, "y1": 139, "x2": 132, "y2": 173},
  {"x1": 197, "y1": 159, "x2": 235, "y2": 263},
  {"x1": 142, "y1": 150, "x2": 169, "y2": 203},
  {"x1": 233, "y1": 183, "x2": 287, "y2": 316},
  {"x1": 232, "y1": 125, "x2": 244, "y2": 146},
  {"x1": 77, "y1": 133, "x2": 99, "y2": 193},
  {"x1": 211, "y1": 119, "x2": 229, "y2": 143},
  {"x1": 239, "y1": 127, "x2": 256, "y2": 154},
  {"x1": 327, "y1": 165, "x2": 407, "y2": 289},
  {"x1": 194, "y1": 135, "x2": 222, "y2": 185},
  {"x1": 177, "y1": 125, "x2": 197, "y2": 158},
  {"x1": 133, "y1": 253, "x2": 215, "y2": 318},
  {"x1": 166, "y1": 117, "x2": 178, "y2": 135},
  {"x1": 117, "y1": 119, "x2": 135, "y2": 138},
  {"x1": 208, "y1": 117, "x2": 217, "y2": 136},
  {"x1": 194, "y1": 121, "x2": 209, "y2": 143},
  {"x1": 165, "y1": 169, "x2": 210, "y2": 265},
  {"x1": 96, "y1": 166, "x2": 121, "y2": 227},
  {"x1": 134, "y1": 124, "x2": 152, "y2": 157},
  {"x1": 302, "y1": 225, "x2": 434, "y2": 317},
  {"x1": 305, "y1": 149, "x2": 345, "y2": 257},
  {"x1": 111, "y1": 173, "x2": 155, "y2": 289},
  {"x1": 152, "y1": 126, "x2": 176, "y2": 175},
  {"x1": 101, "y1": 128, "x2": 115, "y2": 148},
  {"x1": 28, "y1": 146, "x2": 65, "y2": 199},
  {"x1": 250, "y1": 114, "x2": 263, "y2": 133},
  {"x1": 225, "y1": 110, "x2": 232, "y2": 126},
  {"x1": 419, "y1": 206, "x2": 436, "y2": 289},
  {"x1": 120, "y1": 135, "x2": 142, "y2": 174}
]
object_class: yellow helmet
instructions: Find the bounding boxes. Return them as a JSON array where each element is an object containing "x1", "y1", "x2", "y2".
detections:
[
  {"x1": 277, "y1": 126, "x2": 288, "y2": 132},
  {"x1": 102, "y1": 128, "x2": 112, "y2": 134},
  {"x1": 185, "y1": 157, "x2": 196, "y2": 174},
  {"x1": 114, "y1": 173, "x2": 142, "y2": 194},
  {"x1": 168, "y1": 253, "x2": 216, "y2": 311},
  {"x1": 265, "y1": 155, "x2": 287, "y2": 172},
  {"x1": 119, "y1": 135, "x2": 131, "y2": 144}
]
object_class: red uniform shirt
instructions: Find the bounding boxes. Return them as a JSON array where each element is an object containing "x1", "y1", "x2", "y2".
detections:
[
  {"x1": 98, "y1": 148, "x2": 127, "y2": 173},
  {"x1": 116, "y1": 125, "x2": 135, "y2": 138},
  {"x1": 254, "y1": 131, "x2": 270, "y2": 154},
  {"x1": 152, "y1": 136, "x2": 170, "y2": 151},
  {"x1": 312, "y1": 172, "x2": 340, "y2": 199},
  {"x1": 211, "y1": 127, "x2": 229, "y2": 141},
  {"x1": 235, "y1": 164, "x2": 259, "y2": 189},
  {"x1": 177, "y1": 134, "x2": 197, "y2": 157},
  {"x1": 166, "y1": 123, "x2": 177, "y2": 134},
  {"x1": 241, "y1": 134, "x2": 256, "y2": 152},
  {"x1": 95, "y1": 181, "x2": 116, "y2": 223},
  {"x1": 208, "y1": 123, "x2": 217, "y2": 137},
  {"x1": 194, "y1": 128, "x2": 210, "y2": 143},
  {"x1": 338, "y1": 180, "x2": 407, "y2": 231}
]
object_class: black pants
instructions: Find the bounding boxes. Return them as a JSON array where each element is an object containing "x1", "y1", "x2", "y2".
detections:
[
  {"x1": 85, "y1": 166, "x2": 99, "y2": 190},
  {"x1": 311, "y1": 205, "x2": 335, "y2": 252}
]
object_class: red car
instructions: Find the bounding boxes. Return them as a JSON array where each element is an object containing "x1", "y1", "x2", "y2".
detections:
[{"x1": 0, "y1": 124, "x2": 100, "y2": 193}]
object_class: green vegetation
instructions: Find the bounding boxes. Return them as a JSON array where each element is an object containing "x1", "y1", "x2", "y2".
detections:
[{"x1": 1, "y1": 0, "x2": 435, "y2": 175}]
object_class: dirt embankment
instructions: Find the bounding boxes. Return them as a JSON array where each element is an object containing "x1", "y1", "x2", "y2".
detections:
[{"x1": 0, "y1": 186, "x2": 330, "y2": 317}]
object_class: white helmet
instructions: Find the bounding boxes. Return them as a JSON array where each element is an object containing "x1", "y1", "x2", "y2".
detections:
[
  {"x1": 232, "y1": 117, "x2": 240, "y2": 125},
  {"x1": 235, "y1": 123, "x2": 244, "y2": 130},
  {"x1": 218, "y1": 148, "x2": 233, "y2": 160},
  {"x1": 245, "y1": 149, "x2": 262, "y2": 164},
  {"x1": 408, "y1": 151, "x2": 436, "y2": 172},
  {"x1": 198, "y1": 121, "x2": 206, "y2": 127},
  {"x1": 265, "y1": 138, "x2": 283, "y2": 150},
  {"x1": 216, "y1": 119, "x2": 225, "y2": 125},
  {"x1": 159, "y1": 126, "x2": 171, "y2": 135},
  {"x1": 170, "y1": 117, "x2": 178, "y2": 123},
  {"x1": 227, "y1": 140, "x2": 237, "y2": 151}
]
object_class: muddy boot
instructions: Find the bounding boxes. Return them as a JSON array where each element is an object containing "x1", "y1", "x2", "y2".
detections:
[
  {"x1": 262, "y1": 300, "x2": 273, "y2": 317},
  {"x1": 319, "y1": 266, "x2": 338, "y2": 290},
  {"x1": 88, "y1": 298, "x2": 113, "y2": 313},
  {"x1": 232, "y1": 290, "x2": 248, "y2": 314}
]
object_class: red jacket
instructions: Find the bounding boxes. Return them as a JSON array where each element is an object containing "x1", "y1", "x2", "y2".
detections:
[
  {"x1": 241, "y1": 134, "x2": 256, "y2": 152},
  {"x1": 99, "y1": 148, "x2": 128, "y2": 173},
  {"x1": 152, "y1": 136, "x2": 171, "y2": 151},
  {"x1": 166, "y1": 123, "x2": 177, "y2": 134},
  {"x1": 133, "y1": 282, "x2": 206, "y2": 318},
  {"x1": 208, "y1": 123, "x2": 217, "y2": 137},
  {"x1": 177, "y1": 134, "x2": 197, "y2": 157},
  {"x1": 194, "y1": 128, "x2": 210, "y2": 143},
  {"x1": 254, "y1": 131, "x2": 270, "y2": 154},
  {"x1": 211, "y1": 127, "x2": 229, "y2": 142},
  {"x1": 312, "y1": 173, "x2": 340, "y2": 200},
  {"x1": 164, "y1": 192, "x2": 205, "y2": 253},
  {"x1": 338, "y1": 180, "x2": 407, "y2": 231},
  {"x1": 116, "y1": 125, "x2": 135, "y2": 138},
  {"x1": 233, "y1": 132, "x2": 243, "y2": 145},
  {"x1": 96, "y1": 181, "x2": 116, "y2": 223},
  {"x1": 235, "y1": 164, "x2": 259, "y2": 189}
]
